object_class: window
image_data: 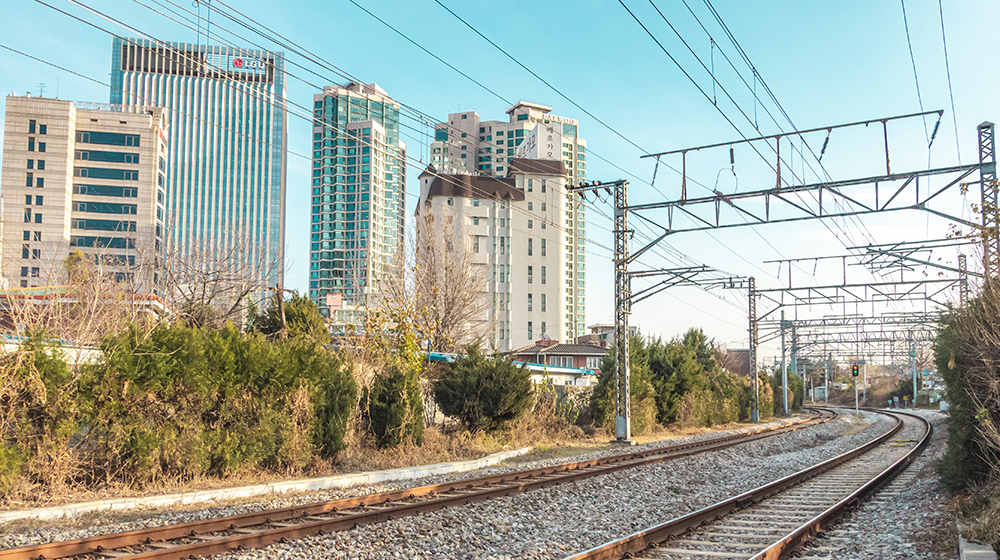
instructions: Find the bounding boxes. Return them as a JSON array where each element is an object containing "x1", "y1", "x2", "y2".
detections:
[
  {"x1": 446, "y1": 198, "x2": 454, "y2": 206},
  {"x1": 472, "y1": 198, "x2": 479, "y2": 207},
  {"x1": 25, "y1": 173, "x2": 32, "y2": 187},
  {"x1": 35, "y1": 178, "x2": 43, "y2": 187},
  {"x1": 28, "y1": 120, "x2": 36, "y2": 133},
  {"x1": 541, "y1": 266, "x2": 547, "y2": 284},
  {"x1": 528, "y1": 294, "x2": 533, "y2": 312},
  {"x1": 22, "y1": 231, "x2": 30, "y2": 241},
  {"x1": 542, "y1": 294, "x2": 547, "y2": 312},
  {"x1": 27, "y1": 138, "x2": 34, "y2": 152},
  {"x1": 517, "y1": 114, "x2": 528, "y2": 121},
  {"x1": 23, "y1": 209, "x2": 31, "y2": 223},
  {"x1": 473, "y1": 236, "x2": 480, "y2": 253},
  {"x1": 528, "y1": 238, "x2": 533, "y2": 256},
  {"x1": 20, "y1": 267, "x2": 28, "y2": 277},
  {"x1": 527, "y1": 179, "x2": 533, "y2": 192},
  {"x1": 38, "y1": 142, "x2": 45, "y2": 153},
  {"x1": 541, "y1": 180, "x2": 546, "y2": 193},
  {"x1": 39, "y1": 124, "x2": 46, "y2": 135},
  {"x1": 472, "y1": 217, "x2": 480, "y2": 226},
  {"x1": 31, "y1": 249, "x2": 40, "y2": 259},
  {"x1": 541, "y1": 321, "x2": 547, "y2": 334},
  {"x1": 528, "y1": 220, "x2": 533, "y2": 229},
  {"x1": 37, "y1": 160, "x2": 44, "y2": 170},
  {"x1": 22, "y1": 245, "x2": 29, "y2": 259},
  {"x1": 527, "y1": 322, "x2": 533, "y2": 339},
  {"x1": 587, "y1": 357, "x2": 601, "y2": 370},
  {"x1": 541, "y1": 239, "x2": 547, "y2": 256},
  {"x1": 30, "y1": 268, "x2": 39, "y2": 278},
  {"x1": 33, "y1": 231, "x2": 40, "y2": 241},
  {"x1": 34, "y1": 213, "x2": 42, "y2": 224},
  {"x1": 528, "y1": 266, "x2": 533, "y2": 284},
  {"x1": 26, "y1": 159, "x2": 33, "y2": 169}
]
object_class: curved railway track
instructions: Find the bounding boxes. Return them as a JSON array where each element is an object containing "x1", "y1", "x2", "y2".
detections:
[
  {"x1": 2, "y1": 410, "x2": 837, "y2": 560},
  {"x1": 566, "y1": 408, "x2": 931, "y2": 560}
]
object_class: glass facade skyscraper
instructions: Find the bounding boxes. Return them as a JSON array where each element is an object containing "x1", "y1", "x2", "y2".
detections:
[
  {"x1": 310, "y1": 83, "x2": 405, "y2": 322},
  {"x1": 110, "y1": 38, "x2": 287, "y2": 285}
]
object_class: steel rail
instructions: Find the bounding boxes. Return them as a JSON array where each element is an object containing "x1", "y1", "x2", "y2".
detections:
[
  {"x1": 564, "y1": 408, "x2": 927, "y2": 560},
  {"x1": 749, "y1": 409, "x2": 932, "y2": 560},
  {"x1": 2, "y1": 410, "x2": 835, "y2": 560}
]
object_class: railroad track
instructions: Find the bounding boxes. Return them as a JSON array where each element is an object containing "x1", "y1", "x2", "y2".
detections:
[
  {"x1": 566, "y1": 408, "x2": 931, "y2": 560},
  {"x1": 2, "y1": 410, "x2": 836, "y2": 560}
]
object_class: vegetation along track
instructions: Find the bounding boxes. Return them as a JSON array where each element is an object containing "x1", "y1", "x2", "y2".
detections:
[
  {"x1": 565, "y1": 408, "x2": 931, "y2": 560},
  {"x1": 2, "y1": 410, "x2": 837, "y2": 560}
]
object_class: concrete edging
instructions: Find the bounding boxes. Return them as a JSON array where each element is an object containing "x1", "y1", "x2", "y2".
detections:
[
  {"x1": 959, "y1": 523, "x2": 999, "y2": 560},
  {"x1": 0, "y1": 446, "x2": 533, "y2": 524}
]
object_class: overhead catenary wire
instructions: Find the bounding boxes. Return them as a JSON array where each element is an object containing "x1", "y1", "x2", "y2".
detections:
[{"x1": 937, "y1": 0, "x2": 961, "y2": 164}]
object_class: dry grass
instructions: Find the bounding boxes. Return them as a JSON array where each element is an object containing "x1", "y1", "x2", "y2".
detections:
[{"x1": 0, "y1": 409, "x2": 803, "y2": 518}]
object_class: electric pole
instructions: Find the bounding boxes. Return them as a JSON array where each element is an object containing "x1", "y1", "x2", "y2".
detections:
[
  {"x1": 780, "y1": 310, "x2": 788, "y2": 416},
  {"x1": 748, "y1": 277, "x2": 759, "y2": 422},
  {"x1": 571, "y1": 179, "x2": 632, "y2": 443}
]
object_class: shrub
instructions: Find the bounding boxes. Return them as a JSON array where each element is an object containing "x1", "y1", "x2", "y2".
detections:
[
  {"x1": 367, "y1": 361, "x2": 424, "y2": 447},
  {"x1": 590, "y1": 333, "x2": 657, "y2": 436},
  {"x1": 434, "y1": 345, "x2": 533, "y2": 432},
  {"x1": 82, "y1": 322, "x2": 357, "y2": 481},
  {"x1": 0, "y1": 332, "x2": 80, "y2": 492}
]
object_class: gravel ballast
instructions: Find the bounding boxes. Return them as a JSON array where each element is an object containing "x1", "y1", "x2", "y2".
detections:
[
  {"x1": 3, "y1": 410, "x2": 902, "y2": 560},
  {"x1": 798, "y1": 410, "x2": 958, "y2": 560}
]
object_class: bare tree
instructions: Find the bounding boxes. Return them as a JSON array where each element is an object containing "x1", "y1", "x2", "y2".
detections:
[
  {"x1": 407, "y1": 210, "x2": 491, "y2": 352},
  {"x1": 155, "y1": 231, "x2": 284, "y2": 329}
]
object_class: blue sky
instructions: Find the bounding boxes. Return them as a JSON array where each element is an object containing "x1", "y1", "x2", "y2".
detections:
[{"x1": 1, "y1": 0, "x2": 997, "y2": 358}]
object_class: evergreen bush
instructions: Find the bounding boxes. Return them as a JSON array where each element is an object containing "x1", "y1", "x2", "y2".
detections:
[
  {"x1": 433, "y1": 345, "x2": 533, "y2": 432},
  {"x1": 590, "y1": 333, "x2": 657, "y2": 436}
]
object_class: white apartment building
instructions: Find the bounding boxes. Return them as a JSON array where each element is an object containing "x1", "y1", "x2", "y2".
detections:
[
  {"x1": 0, "y1": 96, "x2": 166, "y2": 292},
  {"x1": 430, "y1": 102, "x2": 588, "y2": 338},
  {"x1": 417, "y1": 159, "x2": 577, "y2": 352}
]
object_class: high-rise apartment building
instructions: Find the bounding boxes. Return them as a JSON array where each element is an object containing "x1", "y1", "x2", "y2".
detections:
[
  {"x1": 309, "y1": 83, "x2": 406, "y2": 321},
  {"x1": 417, "y1": 159, "x2": 575, "y2": 352},
  {"x1": 110, "y1": 38, "x2": 287, "y2": 286},
  {"x1": 0, "y1": 95, "x2": 167, "y2": 290},
  {"x1": 430, "y1": 102, "x2": 588, "y2": 337}
]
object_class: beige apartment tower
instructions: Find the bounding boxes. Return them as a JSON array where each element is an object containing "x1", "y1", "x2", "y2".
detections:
[
  {"x1": 418, "y1": 159, "x2": 574, "y2": 352},
  {"x1": 0, "y1": 96, "x2": 166, "y2": 292},
  {"x1": 430, "y1": 102, "x2": 588, "y2": 339}
]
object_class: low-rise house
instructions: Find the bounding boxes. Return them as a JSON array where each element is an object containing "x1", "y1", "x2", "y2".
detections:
[{"x1": 508, "y1": 335, "x2": 605, "y2": 386}]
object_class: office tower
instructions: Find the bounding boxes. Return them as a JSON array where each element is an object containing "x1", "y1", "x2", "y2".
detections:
[
  {"x1": 110, "y1": 38, "x2": 287, "y2": 287},
  {"x1": 430, "y1": 102, "x2": 587, "y2": 338},
  {"x1": 1, "y1": 95, "x2": 167, "y2": 291},
  {"x1": 309, "y1": 83, "x2": 406, "y2": 324},
  {"x1": 417, "y1": 159, "x2": 573, "y2": 352}
]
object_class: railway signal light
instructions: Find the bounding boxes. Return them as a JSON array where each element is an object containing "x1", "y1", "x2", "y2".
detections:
[{"x1": 852, "y1": 364, "x2": 860, "y2": 377}]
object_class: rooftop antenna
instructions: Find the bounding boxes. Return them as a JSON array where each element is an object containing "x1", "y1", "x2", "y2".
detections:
[{"x1": 37, "y1": 83, "x2": 46, "y2": 97}]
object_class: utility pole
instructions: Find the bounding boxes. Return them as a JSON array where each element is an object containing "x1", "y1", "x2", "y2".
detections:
[
  {"x1": 571, "y1": 179, "x2": 632, "y2": 443},
  {"x1": 780, "y1": 311, "x2": 788, "y2": 416},
  {"x1": 748, "y1": 277, "x2": 759, "y2": 422},
  {"x1": 979, "y1": 122, "x2": 997, "y2": 278},
  {"x1": 911, "y1": 337, "x2": 918, "y2": 409},
  {"x1": 959, "y1": 254, "x2": 970, "y2": 304}
]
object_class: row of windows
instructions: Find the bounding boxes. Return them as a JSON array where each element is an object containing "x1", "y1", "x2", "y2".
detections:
[
  {"x1": 74, "y1": 167, "x2": 139, "y2": 181},
  {"x1": 73, "y1": 184, "x2": 139, "y2": 197},
  {"x1": 70, "y1": 236, "x2": 134, "y2": 249},
  {"x1": 25, "y1": 173, "x2": 44, "y2": 187},
  {"x1": 75, "y1": 202, "x2": 138, "y2": 214},
  {"x1": 71, "y1": 219, "x2": 137, "y2": 232},
  {"x1": 75, "y1": 150, "x2": 140, "y2": 164},
  {"x1": 27, "y1": 138, "x2": 46, "y2": 152},
  {"x1": 76, "y1": 131, "x2": 141, "y2": 147},
  {"x1": 24, "y1": 195, "x2": 43, "y2": 206},
  {"x1": 27, "y1": 120, "x2": 47, "y2": 135},
  {"x1": 26, "y1": 159, "x2": 45, "y2": 170},
  {"x1": 21, "y1": 245, "x2": 40, "y2": 260},
  {"x1": 526, "y1": 293, "x2": 547, "y2": 312},
  {"x1": 526, "y1": 265, "x2": 546, "y2": 284}
]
